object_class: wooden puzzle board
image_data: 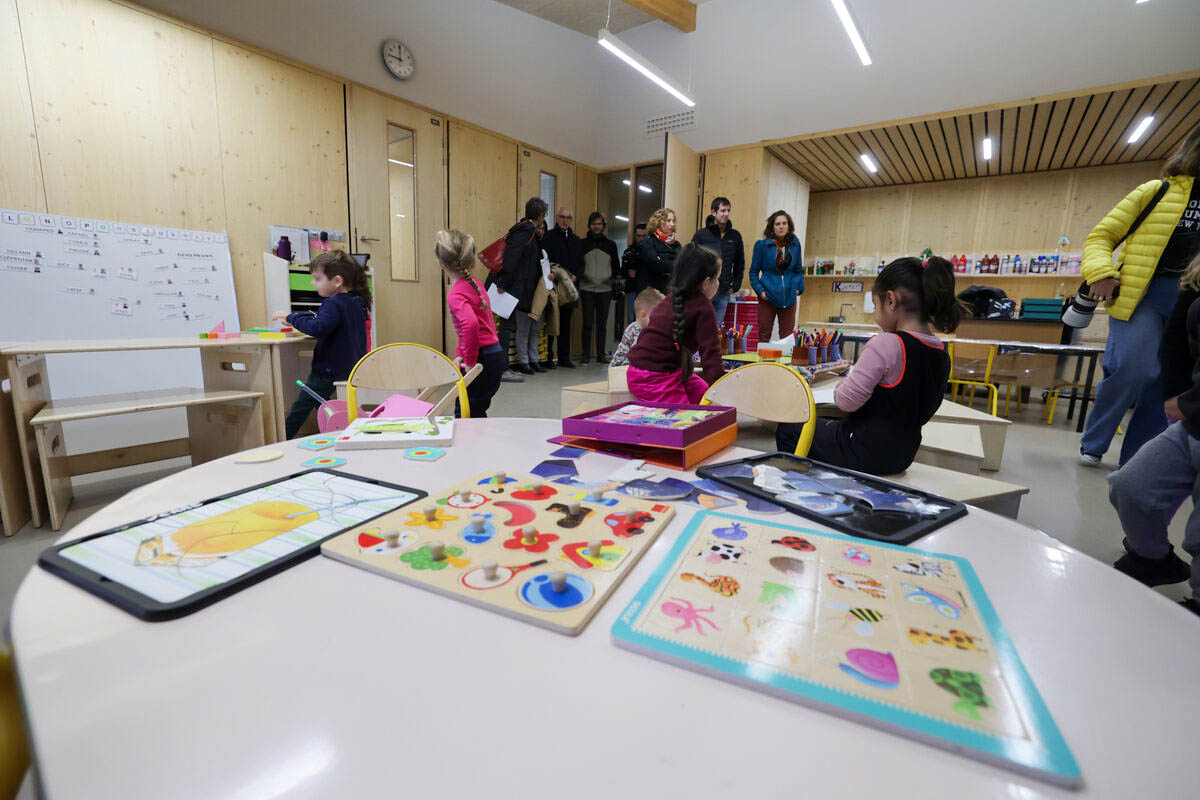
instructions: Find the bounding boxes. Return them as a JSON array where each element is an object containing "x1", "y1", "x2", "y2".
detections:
[
  {"x1": 321, "y1": 472, "x2": 675, "y2": 635},
  {"x1": 611, "y1": 511, "x2": 1080, "y2": 787}
]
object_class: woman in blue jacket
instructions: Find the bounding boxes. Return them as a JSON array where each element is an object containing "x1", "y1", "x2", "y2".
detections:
[{"x1": 749, "y1": 210, "x2": 805, "y2": 340}]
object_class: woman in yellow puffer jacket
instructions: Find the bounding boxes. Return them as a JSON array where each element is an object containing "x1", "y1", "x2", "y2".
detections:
[{"x1": 1080, "y1": 124, "x2": 1200, "y2": 466}]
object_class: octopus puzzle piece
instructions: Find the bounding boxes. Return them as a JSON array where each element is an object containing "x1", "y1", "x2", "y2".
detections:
[
  {"x1": 560, "y1": 539, "x2": 627, "y2": 570},
  {"x1": 302, "y1": 456, "x2": 345, "y2": 468},
  {"x1": 546, "y1": 501, "x2": 592, "y2": 529},
  {"x1": 405, "y1": 505, "x2": 459, "y2": 530},
  {"x1": 930, "y1": 668, "x2": 990, "y2": 720},
  {"x1": 680, "y1": 572, "x2": 740, "y2": 597},
  {"x1": 296, "y1": 436, "x2": 335, "y2": 451},
  {"x1": 401, "y1": 543, "x2": 469, "y2": 571},
  {"x1": 403, "y1": 447, "x2": 446, "y2": 462},
  {"x1": 660, "y1": 597, "x2": 720, "y2": 635},
  {"x1": 838, "y1": 648, "x2": 900, "y2": 689},
  {"x1": 519, "y1": 572, "x2": 592, "y2": 610}
]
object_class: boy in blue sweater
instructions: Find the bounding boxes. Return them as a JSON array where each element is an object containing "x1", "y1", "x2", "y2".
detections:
[{"x1": 272, "y1": 251, "x2": 371, "y2": 438}]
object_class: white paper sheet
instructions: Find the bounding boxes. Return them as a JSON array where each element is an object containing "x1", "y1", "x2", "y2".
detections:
[
  {"x1": 488, "y1": 284, "x2": 518, "y2": 319},
  {"x1": 541, "y1": 252, "x2": 553, "y2": 290},
  {"x1": 864, "y1": 290, "x2": 875, "y2": 312},
  {"x1": 812, "y1": 387, "x2": 838, "y2": 406}
]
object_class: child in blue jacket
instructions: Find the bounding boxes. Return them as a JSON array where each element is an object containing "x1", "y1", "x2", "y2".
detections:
[
  {"x1": 271, "y1": 251, "x2": 370, "y2": 438},
  {"x1": 749, "y1": 210, "x2": 805, "y2": 340}
]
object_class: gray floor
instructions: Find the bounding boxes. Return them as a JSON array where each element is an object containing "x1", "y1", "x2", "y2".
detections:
[{"x1": 1, "y1": 365, "x2": 1190, "y2": 629}]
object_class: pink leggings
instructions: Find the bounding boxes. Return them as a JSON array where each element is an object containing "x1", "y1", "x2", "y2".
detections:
[{"x1": 626, "y1": 365, "x2": 709, "y2": 404}]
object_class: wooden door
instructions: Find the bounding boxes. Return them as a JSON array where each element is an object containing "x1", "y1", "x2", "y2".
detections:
[
  {"x1": 519, "y1": 148, "x2": 576, "y2": 222},
  {"x1": 663, "y1": 132, "x2": 701, "y2": 234},
  {"x1": 347, "y1": 85, "x2": 447, "y2": 349}
]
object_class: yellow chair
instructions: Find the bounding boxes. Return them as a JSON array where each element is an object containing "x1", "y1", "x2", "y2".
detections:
[
  {"x1": 947, "y1": 341, "x2": 999, "y2": 417},
  {"x1": 345, "y1": 343, "x2": 478, "y2": 422},
  {"x1": 0, "y1": 649, "x2": 30, "y2": 799},
  {"x1": 700, "y1": 363, "x2": 818, "y2": 456}
]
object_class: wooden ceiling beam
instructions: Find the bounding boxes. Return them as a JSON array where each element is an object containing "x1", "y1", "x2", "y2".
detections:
[{"x1": 620, "y1": 0, "x2": 696, "y2": 32}]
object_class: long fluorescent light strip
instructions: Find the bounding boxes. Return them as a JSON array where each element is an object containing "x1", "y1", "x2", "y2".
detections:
[
  {"x1": 981, "y1": 137, "x2": 993, "y2": 160},
  {"x1": 614, "y1": 215, "x2": 630, "y2": 222},
  {"x1": 638, "y1": 185, "x2": 652, "y2": 193},
  {"x1": 388, "y1": 158, "x2": 413, "y2": 167},
  {"x1": 859, "y1": 153, "x2": 878, "y2": 173},
  {"x1": 598, "y1": 29, "x2": 695, "y2": 107},
  {"x1": 622, "y1": 179, "x2": 631, "y2": 186},
  {"x1": 830, "y1": 0, "x2": 872, "y2": 66},
  {"x1": 1127, "y1": 116, "x2": 1154, "y2": 143}
]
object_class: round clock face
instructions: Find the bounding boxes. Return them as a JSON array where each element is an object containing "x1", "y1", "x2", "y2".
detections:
[{"x1": 382, "y1": 39, "x2": 415, "y2": 80}]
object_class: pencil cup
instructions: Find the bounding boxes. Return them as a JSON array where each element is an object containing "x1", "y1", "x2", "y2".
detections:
[
  {"x1": 737, "y1": 337, "x2": 748, "y2": 354},
  {"x1": 830, "y1": 343, "x2": 841, "y2": 362},
  {"x1": 793, "y1": 347, "x2": 809, "y2": 366},
  {"x1": 818, "y1": 345, "x2": 828, "y2": 363},
  {"x1": 808, "y1": 346, "x2": 818, "y2": 364}
]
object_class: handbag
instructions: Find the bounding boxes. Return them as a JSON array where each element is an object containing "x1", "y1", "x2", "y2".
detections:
[{"x1": 478, "y1": 227, "x2": 538, "y2": 274}]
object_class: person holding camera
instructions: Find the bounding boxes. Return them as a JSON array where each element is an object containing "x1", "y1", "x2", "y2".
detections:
[{"x1": 1078, "y1": 124, "x2": 1200, "y2": 467}]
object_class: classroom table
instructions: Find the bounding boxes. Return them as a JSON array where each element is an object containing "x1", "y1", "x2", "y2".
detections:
[
  {"x1": 838, "y1": 331, "x2": 1104, "y2": 433},
  {"x1": 10, "y1": 418, "x2": 1195, "y2": 799}
]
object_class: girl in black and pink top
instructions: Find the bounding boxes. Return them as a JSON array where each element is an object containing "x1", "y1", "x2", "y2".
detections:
[
  {"x1": 778, "y1": 256, "x2": 961, "y2": 474},
  {"x1": 438, "y1": 229, "x2": 505, "y2": 418}
]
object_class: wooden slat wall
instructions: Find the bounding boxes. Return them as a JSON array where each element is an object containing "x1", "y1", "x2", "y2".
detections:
[
  {"x1": 0, "y1": 0, "x2": 44, "y2": 212},
  {"x1": 767, "y1": 75, "x2": 1199, "y2": 192}
]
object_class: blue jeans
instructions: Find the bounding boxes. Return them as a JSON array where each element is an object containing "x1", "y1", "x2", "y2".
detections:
[
  {"x1": 626, "y1": 291, "x2": 638, "y2": 325},
  {"x1": 1109, "y1": 423, "x2": 1200, "y2": 595},
  {"x1": 711, "y1": 292, "x2": 732, "y2": 329},
  {"x1": 1081, "y1": 277, "x2": 1179, "y2": 465}
]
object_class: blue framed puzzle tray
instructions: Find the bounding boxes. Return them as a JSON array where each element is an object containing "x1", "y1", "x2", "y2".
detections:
[{"x1": 611, "y1": 511, "x2": 1080, "y2": 787}]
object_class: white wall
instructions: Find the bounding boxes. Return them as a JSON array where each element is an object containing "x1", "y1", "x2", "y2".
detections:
[
  {"x1": 763, "y1": 152, "x2": 810, "y2": 251},
  {"x1": 143, "y1": 0, "x2": 606, "y2": 164}
]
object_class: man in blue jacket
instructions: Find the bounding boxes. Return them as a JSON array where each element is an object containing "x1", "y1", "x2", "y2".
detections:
[{"x1": 691, "y1": 197, "x2": 745, "y2": 327}]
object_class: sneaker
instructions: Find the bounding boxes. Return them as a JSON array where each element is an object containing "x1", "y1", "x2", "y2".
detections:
[
  {"x1": 540, "y1": 360, "x2": 557, "y2": 370},
  {"x1": 531, "y1": 363, "x2": 547, "y2": 373},
  {"x1": 1113, "y1": 547, "x2": 1192, "y2": 587},
  {"x1": 500, "y1": 370, "x2": 525, "y2": 383},
  {"x1": 1078, "y1": 446, "x2": 1101, "y2": 466},
  {"x1": 1180, "y1": 598, "x2": 1200, "y2": 617}
]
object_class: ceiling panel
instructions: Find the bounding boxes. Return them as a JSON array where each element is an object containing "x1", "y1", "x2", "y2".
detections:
[
  {"x1": 494, "y1": 0, "x2": 706, "y2": 36},
  {"x1": 767, "y1": 75, "x2": 1198, "y2": 192}
]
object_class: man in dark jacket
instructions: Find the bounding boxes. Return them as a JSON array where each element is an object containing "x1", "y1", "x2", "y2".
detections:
[
  {"x1": 1109, "y1": 285, "x2": 1200, "y2": 616},
  {"x1": 488, "y1": 196, "x2": 546, "y2": 382},
  {"x1": 691, "y1": 196, "x2": 744, "y2": 327},
  {"x1": 619, "y1": 223, "x2": 648, "y2": 332},
  {"x1": 579, "y1": 212, "x2": 619, "y2": 363},
  {"x1": 541, "y1": 207, "x2": 583, "y2": 367}
]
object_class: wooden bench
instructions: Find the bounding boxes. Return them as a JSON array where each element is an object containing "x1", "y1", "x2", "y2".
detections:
[
  {"x1": 29, "y1": 387, "x2": 264, "y2": 530},
  {"x1": 560, "y1": 365, "x2": 634, "y2": 417},
  {"x1": 915, "y1": 421, "x2": 985, "y2": 475},
  {"x1": 931, "y1": 398, "x2": 1012, "y2": 471},
  {"x1": 885, "y1": 461, "x2": 1029, "y2": 519}
]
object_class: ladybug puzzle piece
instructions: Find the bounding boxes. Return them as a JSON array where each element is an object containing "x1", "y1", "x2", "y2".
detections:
[{"x1": 772, "y1": 536, "x2": 816, "y2": 552}]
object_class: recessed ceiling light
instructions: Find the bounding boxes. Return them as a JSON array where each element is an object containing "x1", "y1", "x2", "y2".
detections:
[
  {"x1": 622, "y1": 179, "x2": 631, "y2": 186},
  {"x1": 830, "y1": 0, "x2": 872, "y2": 66},
  {"x1": 638, "y1": 185, "x2": 652, "y2": 193},
  {"x1": 981, "y1": 137, "x2": 993, "y2": 160},
  {"x1": 598, "y1": 29, "x2": 695, "y2": 107},
  {"x1": 1127, "y1": 115, "x2": 1155, "y2": 143},
  {"x1": 614, "y1": 215, "x2": 630, "y2": 222},
  {"x1": 859, "y1": 153, "x2": 878, "y2": 173},
  {"x1": 388, "y1": 158, "x2": 413, "y2": 167}
]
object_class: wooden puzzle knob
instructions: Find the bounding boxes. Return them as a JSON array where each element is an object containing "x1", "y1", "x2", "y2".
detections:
[
  {"x1": 589, "y1": 539, "x2": 603, "y2": 557},
  {"x1": 625, "y1": 507, "x2": 638, "y2": 523},
  {"x1": 423, "y1": 505, "x2": 438, "y2": 521},
  {"x1": 550, "y1": 571, "x2": 567, "y2": 593},
  {"x1": 482, "y1": 560, "x2": 498, "y2": 580},
  {"x1": 531, "y1": 478, "x2": 544, "y2": 492},
  {"x1": 459, "y1": 489, "x2": 472, "y2": 502},
  {"x1": 567, "y1": 501, "x2": 581, "y2": 515},
  {"x1": 470, "y1": 514, "x2": 486, "y2": 532},
  {"x1": 493, "y1": 471, "x2": 506, "y2": 484},
  {"x1": 428, "y1": 541, "x2": 445, "y2": 561},
  {"x1": 384, "y1": 530, "x2": 401, "y2": 548},
  {"x1": 589, "y1": 488, "x2": 605, "y2": 502},
  {"x1": 521, "y1": 525, "x2": 537, "y2": 545}
]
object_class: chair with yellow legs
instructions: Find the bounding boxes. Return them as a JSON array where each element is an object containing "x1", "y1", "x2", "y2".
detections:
[
  {"x1": 946, "y1": 341, "x2": 1000, "y2": 417},
  {"x1": 700, "y1": 363, "x2": 818, "y2": 456},
  {"x1": 345, "y1": 343, "x2": 481, "y2": 421}
]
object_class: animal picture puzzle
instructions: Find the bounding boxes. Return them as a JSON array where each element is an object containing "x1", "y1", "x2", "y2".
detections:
[
  {"x1": 585, "y1": 404, "x2": 722, "y2": 429},
  {"x1": 321, "y1": 472, "x2": 676, "y2": 635},
  {"x1": 612, "y1": 512, "x2": 1079, "y2": 786},
  {"x1": 334, "y1": 416, "x2": 455, "y2": 450}
]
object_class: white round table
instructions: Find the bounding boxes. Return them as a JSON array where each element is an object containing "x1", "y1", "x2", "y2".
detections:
[{"x1": 11, "y1": 419, "x2": 1197, "y2": 798}]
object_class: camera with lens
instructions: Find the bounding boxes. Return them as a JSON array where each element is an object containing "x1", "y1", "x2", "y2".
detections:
[{"x1": 1062, "y1": 280, "x2": 1119, "y2": 328}]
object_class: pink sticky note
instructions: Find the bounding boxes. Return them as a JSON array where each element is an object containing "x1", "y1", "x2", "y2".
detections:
[{"x1": 209, "y1": 320, "x2": 225, "y2": 335}]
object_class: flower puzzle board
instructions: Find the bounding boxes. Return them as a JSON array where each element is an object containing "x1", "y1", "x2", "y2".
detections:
[
  {"x1": 611, "y1": 511, "x2": 1080, "y2": 787},
  {"x1": 320, "y1": 472, "x2": 675, "y2": 635}
]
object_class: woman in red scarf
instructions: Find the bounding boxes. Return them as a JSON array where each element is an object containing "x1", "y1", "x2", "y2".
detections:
[{"x1": 639, "y1": 207, "x2": 681, "y2": 294}]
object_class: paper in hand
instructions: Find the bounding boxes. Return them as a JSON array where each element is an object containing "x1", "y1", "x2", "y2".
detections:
[{"x1": 488, "y1": 284, "x2": 518, "y2": 319}]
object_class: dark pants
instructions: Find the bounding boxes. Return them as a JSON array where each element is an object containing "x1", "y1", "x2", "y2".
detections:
[
  {"x1": 613, "y1": 291, "x2": 626, "y2": 344},
  {"x1": 459, "y1": 344, "x2": 508, "y2": 418},
  {"x1": 580, "y1": 291, "x2": 611, "y2": 360},
  {"x1": 286, "y1": 371, "x2": 336, "y2": 440},
  {"x1": 557, "y1": 303, "x2": 576, "y2": 365},
  {"x1": 777, "y1": 418, "x2": 916, "y2": 476},
  {"x1": 497, "y1": 315, "x2": 517, "y2": 367}
]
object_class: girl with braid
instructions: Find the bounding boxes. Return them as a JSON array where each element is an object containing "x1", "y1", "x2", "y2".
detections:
[
  {"x1": 439, "y1": 229, "x2": 506, "y2": 417},
  {"x1": 626, "y1": 243, "x2": 726, "y2": 403}
]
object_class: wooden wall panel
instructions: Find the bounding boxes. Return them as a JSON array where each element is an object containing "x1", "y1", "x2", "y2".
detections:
[
  {"x1": 1065, "y1": 161, "x2": 1164, "y2": 249},
  {"x1": 448, "y1": 122, "x2": 518, "y2": 261},
  {"x1": 18, "y1": 0, "x2": 224, "y2": 228},
  {"x1": 975, "y1": 172, "x2": 1071, "y2": 253},
  {"x1": 838, "y1": 186, "x2": 908, "y2": 257},
  {"x1": 702, "y1": 146, "x2": 764, "y2": 269},
  {"x1": 520, "y1": 148, "x2": 576, "y2": 219},
  {"x1": 0, "y1": 0, "x2": 44, "y2": 211},
  {"x1": 804, "y1": 194, "x2": 842, "y2": 258},
  {"x1": 214, "y1": 43, "x2": 348, "y2": 327},
  {"x1": 906, "y1": 179, "x2": 984, "y2": 254},
  {"x1": 575, "y1": 164, "x2": 598, "y2": 222}
]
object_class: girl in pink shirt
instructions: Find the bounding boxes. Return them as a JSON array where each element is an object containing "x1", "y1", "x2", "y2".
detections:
[
  {"x1": 777, "y1": 256, "x2": 962, "y2": 474},
  {"x1": 439, "y1": 229, "x2": 506, "y2": 418}
]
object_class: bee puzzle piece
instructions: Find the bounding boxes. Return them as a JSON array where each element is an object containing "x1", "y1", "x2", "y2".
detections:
[
  {"x1": 680, "y1": 572, "x2": 740, "y2": 597},
  {"x1": 605, "y1": 507, "x2": 654, "y2": 537},
  {"x1": 828, "y1": 601, "x2": 885, "y2": 636},
  {"x1": 772, "y1": 536, "x2": 815, "y2": 552},
  {"x1": 546, "y1": 500, "x2": 592, "y2": 529},
  {"x1": 405, "y1": 505, "x2": 459, "y2": 530},
  {"x1": 560, "y1": 539, "x2": 627, "y2": 569}
]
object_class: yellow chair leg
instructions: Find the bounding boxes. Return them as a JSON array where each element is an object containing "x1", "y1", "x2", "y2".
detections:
[{"x1": 1047, "y1": 390, "x2": 1059, "y2": 425}]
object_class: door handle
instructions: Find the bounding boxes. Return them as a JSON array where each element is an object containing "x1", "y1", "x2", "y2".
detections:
[{"x1": 359, "y1": 235, "x2": 381, "y2": 242}]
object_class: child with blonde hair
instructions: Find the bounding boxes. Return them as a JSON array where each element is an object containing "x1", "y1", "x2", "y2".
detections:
[
  {"x1": 438, "y1": 229, "x2": 506, "y2": 417},
  {"x1": 611, "y1": 287, "x2": 665, "y2": 367}
]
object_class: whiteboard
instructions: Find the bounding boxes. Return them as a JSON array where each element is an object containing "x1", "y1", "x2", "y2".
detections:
[{"x1": 0, "y1": 207, "x2": 241, "y2": 460}]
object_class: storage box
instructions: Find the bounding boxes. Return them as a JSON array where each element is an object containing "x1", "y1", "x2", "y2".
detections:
[{"x1": 563, "y1": 401, "x2": 737, "y2": 449}]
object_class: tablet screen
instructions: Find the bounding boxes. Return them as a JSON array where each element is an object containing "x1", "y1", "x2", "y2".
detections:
[{"x1": 56, "y1": 470, "x2": 420, "y2": 604}]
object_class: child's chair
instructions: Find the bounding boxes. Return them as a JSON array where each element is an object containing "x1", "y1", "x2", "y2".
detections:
[
  {"x1": 0, "y1": 648, "x2": 30, "y2": 799},
  {"x1": 946, "y1": 341, "x2": 1000, "y2": 416},
  {"x1": 345, "y1": 344, "x2": 478, "y2": 421},
  {"x1": 699, "y1": 363, "x2": 817, "y2": 456}
]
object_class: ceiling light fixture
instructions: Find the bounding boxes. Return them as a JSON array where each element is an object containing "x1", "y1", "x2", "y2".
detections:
[
  {"x1": 1127, "y1": 115, "x2": 1155, "y2": 143},
  {"x1": 598, "y1": 29, "x2": 695, "y2": 107},
  {"x1": 638, "y1": 184, "x2": 652, "y2": 193},
  {"x1": 859, "y1": 153, "x2": 878, "y2": 173},
  {"x1": 614, "y1": 214, "x2": 630, "y2": 222},
  {"x1": 981, "y1": 137, "x2": 993, "y2": 160},
  {"x1": 388, "y1": 158, "x2": 413, "y2": 167},
  {"x1": 622, "y1": 179, "x2": 631, "y2": 186},
  {"x1": 830, "y1": 0, "x2": 872, "y2": 66}
]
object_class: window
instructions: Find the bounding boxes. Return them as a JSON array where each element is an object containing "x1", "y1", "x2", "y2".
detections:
[
  {"x1": 387, "y1": 124, "x2": 417, "y2": 281},
  {"x1": 539, "y1": 171, "x2": 556, "y2": 216}
]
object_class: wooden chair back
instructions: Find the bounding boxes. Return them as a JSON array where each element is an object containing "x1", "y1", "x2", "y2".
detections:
[
  {"x1": 345, "y1": 343, "x2": 472, "y2": 421},
  {"x1": 700, "y1": 363, "x2": 817, "y2": 455}
]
